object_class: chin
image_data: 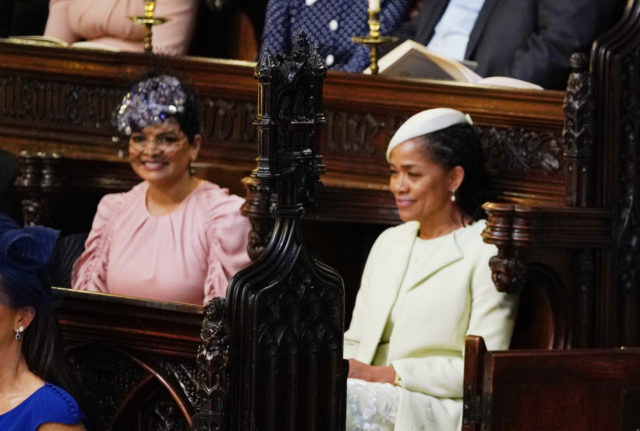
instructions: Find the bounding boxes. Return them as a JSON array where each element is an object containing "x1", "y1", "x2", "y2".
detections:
[{"x1": 397, "y1": 209, "x2": 417, "y2": 223}]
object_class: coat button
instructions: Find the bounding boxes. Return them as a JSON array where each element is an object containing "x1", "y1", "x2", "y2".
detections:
[
  {"x1": 329, "y1": 19, "x2": 339, "y2": 31},
  {"x1": 326, "y1": 54, "x2": 335, "y2": 66}
]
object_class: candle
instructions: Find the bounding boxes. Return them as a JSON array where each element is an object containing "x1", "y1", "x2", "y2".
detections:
[
  {"x1": 144, "y1": 0, "x2": 156, "y2": 18},
  {"x1": 368, "y1": 0, "x2": 380, "y2": 12}
]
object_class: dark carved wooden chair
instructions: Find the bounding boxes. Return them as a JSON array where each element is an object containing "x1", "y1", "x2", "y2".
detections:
[
  {"x1": 481, "y1": 0, "x2": 640, "y2": 350},
  {"x1": 462, "y1": 1, "x2": 640, "y2": 429}
]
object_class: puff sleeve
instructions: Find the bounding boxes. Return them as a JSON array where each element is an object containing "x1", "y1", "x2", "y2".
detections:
[
  {"x1": 71, "y1": 192, "x2": 127, "y2": 293},
  {"x1": 200, "y1": 189, "x2": 251, "y2": 304}
]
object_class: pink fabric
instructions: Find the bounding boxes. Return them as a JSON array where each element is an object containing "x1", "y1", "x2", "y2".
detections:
[
  {"x1": 72, "y1": 181, "x2": 252, "y2": 305},
  {"x1": 44, "y1": 0, "x2": 198, "y2": 55}
]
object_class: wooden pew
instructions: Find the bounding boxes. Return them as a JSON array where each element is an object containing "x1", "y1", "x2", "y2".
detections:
[
  {"x1": 0, "y1": 39, "x2": 568, "y2": 326},
  {"x1": 53, "y1": 288, "x2": 203, "y2": 430},
  {"x1": 462, "y1": 335, "x2": 640, "y2": 431}
]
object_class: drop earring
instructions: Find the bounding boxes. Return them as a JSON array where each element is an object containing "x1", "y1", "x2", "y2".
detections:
[
  {"x1": 14, "y1": 326, "x2": 24, "y2": 340},
  {"x1": 451, "y1": 193, "x2": 456, "y2": 203}
]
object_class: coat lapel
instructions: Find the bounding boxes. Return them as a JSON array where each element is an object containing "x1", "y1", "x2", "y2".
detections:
[
  {"x1": 465, "y1": 0, "x2": 499, "y2": 59},
  {"x1": 358, "y1": 223, "x2": 418, "y2": 363}
]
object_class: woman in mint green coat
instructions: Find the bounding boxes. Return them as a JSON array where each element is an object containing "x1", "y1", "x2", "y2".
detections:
[{"x1": 344, "y1": 108, "x2": 518, "y2": 431}]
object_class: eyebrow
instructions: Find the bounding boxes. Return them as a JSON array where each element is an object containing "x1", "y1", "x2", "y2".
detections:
[{"x1": 389, "y1": 163, "x2": 421, "y2": 169}]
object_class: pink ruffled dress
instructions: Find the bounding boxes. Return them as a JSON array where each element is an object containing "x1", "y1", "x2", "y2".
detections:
[
  {"x1": 44, "y1": 0, "x2": 198, "y2": 55},
  {"x1": 72, "y1": 181, "x2": 251, "y2": 305}
]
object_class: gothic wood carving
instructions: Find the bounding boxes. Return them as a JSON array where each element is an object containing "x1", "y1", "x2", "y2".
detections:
[
  {"x1": 563, "y1": 53, "x2": 595, "y2": 207},
  {"x1": 69, "y1": 344, "x2": 193, "y2": 430},
  {"x1": 590, "y1": 0, "x2": 640, "y2": 345},
  {"x1": 476, "y1": 126, "x2": 564, "y2": 178},
  {"x1": 192, "y1": 297, "x2": 229, "y2": 431},
  {"x1": 226, "y1": 33, "x2": 346, "y2": 430}
]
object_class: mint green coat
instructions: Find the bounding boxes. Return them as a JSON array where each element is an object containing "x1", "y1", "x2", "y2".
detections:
[{"x1": 344, "y1": 220, "x2": 518, "y2": 430}]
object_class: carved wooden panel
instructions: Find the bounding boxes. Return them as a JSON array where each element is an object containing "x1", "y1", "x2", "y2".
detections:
[
  {"x1": 0, "y1": 41, "x2": 567, "y2": 229},
  {"x1": 590, "y1": 0, "x2": 640, "y2": 346},
  {"x1": 54, "y1": 288, "x2": 202, "y2": 430}
]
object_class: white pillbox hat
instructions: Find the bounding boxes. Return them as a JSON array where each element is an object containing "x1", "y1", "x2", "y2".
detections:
[{"x1": 386, "y1": 108, "x2": 473, "y2": 161}]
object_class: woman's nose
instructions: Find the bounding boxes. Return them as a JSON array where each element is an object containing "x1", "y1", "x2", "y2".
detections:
[
  {"x1": 392, "y1": 176, "x2": 408, "y2": 192},
  {"x1": 140, "y1": 140, "x2": 162, "y2": 154}
]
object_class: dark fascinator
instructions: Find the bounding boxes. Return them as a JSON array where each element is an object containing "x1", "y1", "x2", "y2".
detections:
[
  {"x1": 0, "y1": 213, "x2": 59, "y2": 310},
  {"x1": 115, "y1": 74, "x2": 187, "y2": 136}
]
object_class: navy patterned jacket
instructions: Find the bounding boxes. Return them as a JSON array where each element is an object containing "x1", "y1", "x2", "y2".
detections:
[{"x1": 260, "y1": 0, "x2": 411, "y2": 72}]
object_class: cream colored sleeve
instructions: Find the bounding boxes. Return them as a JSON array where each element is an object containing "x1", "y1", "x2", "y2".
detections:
[{"x1": 343, "y1": 230, "x2": 389, "y2": 359}]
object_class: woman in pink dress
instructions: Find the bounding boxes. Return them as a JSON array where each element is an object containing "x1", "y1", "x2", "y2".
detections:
[
  {"x1": 44, "y1": 0, "x2": 197, "y2": 55},
  {"x1": 72, "y1": 73, "x2": 251, "y2": 304}
]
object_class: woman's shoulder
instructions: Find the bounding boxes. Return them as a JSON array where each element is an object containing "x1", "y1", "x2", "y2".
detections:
[
  {"x1": 191, "y1": 180, "x2": 245, "y2": 213},
  {"x1": 35, "y1": 383, "x2": 84, "y2": 423},
  {"x1": 456, "y1": 219, "x2": 497, "y2": 258},
  {"x1": 379, "y1": 221, "x2": 420, "y2": 239},
  {"x1": 0, "y1": 383, "x2": 84, "y2": 428},
  {"x1": 369, "y1": 221, "x2": 419, "y2": 251},
  {"x1": 97, "y1": 182, "x2": 146, "y2": 213},
  {"x1": 91, "y1": 182, "x2": 146, "y2": 228}
]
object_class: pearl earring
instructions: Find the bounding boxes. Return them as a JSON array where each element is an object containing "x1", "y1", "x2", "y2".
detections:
[
  {"x1": 14, "y1": 326, "x2": 24, "y2": 341},
  {"x1": 451, "y1": 193, "x2": 456, "y2": 203}
]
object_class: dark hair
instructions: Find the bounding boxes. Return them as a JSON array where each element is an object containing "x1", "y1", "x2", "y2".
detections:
[
  {"x1": 416, "y1": 123, "x2": 491, "y2": 221},
  {"x1": 114, "y1": 69, "x2": 202, "y2": 142},
  {"x1": 0, "y1": 214, "x2": 78, "y2": 395},
  {"x1": 170, "y1": 75, "x2": 201, "y2": 142}
]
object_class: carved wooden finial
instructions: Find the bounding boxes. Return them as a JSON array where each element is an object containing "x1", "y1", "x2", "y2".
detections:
[{"x1": 562, "y1": 51, "x2": 594, "y2": 207}]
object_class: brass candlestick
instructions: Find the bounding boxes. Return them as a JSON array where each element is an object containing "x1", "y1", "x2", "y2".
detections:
[
  {"x1": 352, "y1": 9, "x2": 397, "y2": 75},
  {"x1": 128, "y1": 0, "x2": 168, "y2": 53}
]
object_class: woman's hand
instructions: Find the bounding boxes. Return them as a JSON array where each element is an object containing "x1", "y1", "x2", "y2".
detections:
[{"x1": 348, "y1": 358, "x2": 396, "y2": 384}]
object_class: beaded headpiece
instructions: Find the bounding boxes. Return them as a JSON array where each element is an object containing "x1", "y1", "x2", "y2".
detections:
[{"x1": 115, "y1": 74, "x2": 187, "y2": 136}]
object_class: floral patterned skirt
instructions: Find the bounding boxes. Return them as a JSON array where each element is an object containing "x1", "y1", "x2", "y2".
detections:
[
  {"x1": 346, "y1": 378, "x2": 400, "y2": 430},
  {"x1": 346, "y1": 378, "x2": 461, "y2": 431}
]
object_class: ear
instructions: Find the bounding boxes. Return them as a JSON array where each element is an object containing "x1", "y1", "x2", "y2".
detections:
[
  {"x1": 190, "y1": 134, "x2": 202, "y2": 162},
  {"x1": 15, "y1": 306, "x2": 36, "y2": 331},
  {"x1": 449, "y1": 165, "x2": 465, "y2": 193}
]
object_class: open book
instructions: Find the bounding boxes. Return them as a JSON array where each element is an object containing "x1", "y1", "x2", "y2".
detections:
[
  {"x1": 365, "y1": 39, "x2": 542, "y2": 90},
  {"x1": 1, "y1": 35, "x2": 120, "y2": 52}
]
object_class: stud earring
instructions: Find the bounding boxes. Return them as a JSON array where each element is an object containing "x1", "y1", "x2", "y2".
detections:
[{"x1": 14, "y1": 326, "x2": 24, "y2": 341}]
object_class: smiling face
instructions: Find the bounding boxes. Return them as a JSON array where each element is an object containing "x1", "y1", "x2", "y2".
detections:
[
  {"x1": 389, "y1": 138, "x2": 464, "y2": 233},
  {"x1": 128, "y1": 118, "x2": 200, "y2": 189}
]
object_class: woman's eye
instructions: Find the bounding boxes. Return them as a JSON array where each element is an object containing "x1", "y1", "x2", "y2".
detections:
[
  {"x1": 408, "y1": 172, "x2": 422, "y2": 178},
  {"x1": 131, "y1": 135, "x2": 145, "y2": 143},
  {"x1": 158, "y1": 136, "x2": 179, "y2": 146}
]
